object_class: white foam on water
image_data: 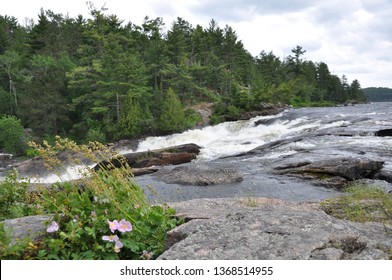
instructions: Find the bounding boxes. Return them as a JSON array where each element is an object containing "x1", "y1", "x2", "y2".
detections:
[
  {"x1": 125, "y1": 114, "x2": 353, "y2": 161},
  {"x1": 12, "y1": 103, "x2": 391, "y2": 183},
  {"x1": 29, "y1": 164, "x2": 94, "y2": 184}
]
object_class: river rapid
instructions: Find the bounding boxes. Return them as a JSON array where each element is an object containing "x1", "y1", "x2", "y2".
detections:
[
  {"x1": 2, "y1": 102, "x2": 392, "y2": 203},
  {"x1": 131, "y1": 102, "x2": 392, "y2": 203}
]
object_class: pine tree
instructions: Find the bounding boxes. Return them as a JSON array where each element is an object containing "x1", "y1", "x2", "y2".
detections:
[
  {"x1": 159, "y1": 88, "x2": 186, "y2": 134},
  {"x1": 115, "y1": 93, "x2": 153, "y2": 139}
]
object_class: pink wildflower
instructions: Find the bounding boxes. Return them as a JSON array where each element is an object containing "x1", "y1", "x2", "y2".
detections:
[
  {"x1": 114, "y1": 240, "x2": 123, "y2": 253},
  {"x1": 46, "y1": 221, "x2": 59, "y2": 233},
  {"x1": 107, "y1": 219, "x2": 120, "y2": 233},
  {"x1": 102, "y1": 235, "x2": 120, "y2": 243},
  {"x1": 102, "y1": 235, "x2": 123, "y2": 253},
  {"x1": 117, "y1": 219, "x2": 132, "y2": 233}
]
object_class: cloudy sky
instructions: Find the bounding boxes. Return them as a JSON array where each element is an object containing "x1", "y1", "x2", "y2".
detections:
[{"x1": 2, "y1": 0, "x2": 391, "y2": 88}]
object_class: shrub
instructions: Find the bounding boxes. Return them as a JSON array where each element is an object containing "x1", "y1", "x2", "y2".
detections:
[
  {"x1": 0, "y1": 170, "x2": 38, "y2": 221},
  {"x1": 0, "y1": 115, "x2": 27, "y2": 155},
  {"x1": 184, "y1": 108, "x2": 202, "y2": 128}
]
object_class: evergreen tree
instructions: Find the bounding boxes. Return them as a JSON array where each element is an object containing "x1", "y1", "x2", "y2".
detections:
[
  {"x1": 19, "y1": 54, "x2": 74, "y2": 135},
  {"x1": 349, "y1": 79, "x2": 365, "y2": 101},
  {"x1": 0, "y1": 7, "x2": 367, "y2": 142},
  {"x1": 115, "y1": 93, "x2": 153, "y2": 139},
  {"x1": 159, "y1": 88, "x2": 186, "y2": 134}
]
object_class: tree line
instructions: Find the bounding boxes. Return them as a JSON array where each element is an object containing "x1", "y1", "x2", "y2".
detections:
[
  {"x1": 0, "y1": 5, "x2": 366, "y2": 149},
  {"x1": 362, "y1": 87, "x2": 392, "y2": 102}
]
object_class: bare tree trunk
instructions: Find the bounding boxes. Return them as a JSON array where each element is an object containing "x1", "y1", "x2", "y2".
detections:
[
  {"x1": 9, "y1": 74, "x2": 18, "y2": 113},
  {"x1": 116, "y1": 92, "x2": 120, "y2": 123}
]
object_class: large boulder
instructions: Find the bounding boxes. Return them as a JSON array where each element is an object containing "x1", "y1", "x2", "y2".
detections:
[
  {"x1": 191, "y1": 102, "x2": 214, "y2": 126},
  {"x1": 274, "y1": 158, "x2": 384, "y2": 189},
  {"x1": 94, "y1": 143, "x2": 201, "y2": 171},
  {"x1": 158, "y1": 198, "x2": 392, "y2": 260},
  {"x1": 15, "y1": 157, "x2": 49, "y2": 178},
  {"x1": 2, "y1": 215, "x2": 53, "y2": 243},
  {"x1": 155, "y1": 165, "x2": 243, "y2": 186}
]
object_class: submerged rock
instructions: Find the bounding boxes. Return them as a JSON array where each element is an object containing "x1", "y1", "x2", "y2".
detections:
[
  {"x1": 155, "y1": 165, "x2": 243, "y2": 186},
  {"x1": 158, "y1": 198, "x2": 392, "y2": 260}
]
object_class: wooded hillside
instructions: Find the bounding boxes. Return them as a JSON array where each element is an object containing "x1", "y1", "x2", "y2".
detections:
[{"x1": 0, "y1": 5, "x2": 366, "y2": 145}]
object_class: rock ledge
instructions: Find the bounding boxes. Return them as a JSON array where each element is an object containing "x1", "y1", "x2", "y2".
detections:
[{"x1": 159, "y1": 198, "x2": 392, "y2": 260}]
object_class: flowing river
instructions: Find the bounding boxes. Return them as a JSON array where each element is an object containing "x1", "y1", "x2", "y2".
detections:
[
  {"x1": 121, "y1": 102, "x2": 391, "y2": 160},
  {"x1": 129, "y1": 102, "x2": 392, "y2": 202},
  {"x1": 2, "y1": 102, "x2": 392, "y2": 203}
]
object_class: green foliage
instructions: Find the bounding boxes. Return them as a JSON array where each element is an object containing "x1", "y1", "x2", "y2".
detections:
[
  {"x1": 362, "y1": 87, "x2": 392, "y2": 102},
  {"x1": 24, "y1": 147, "x2": 40, "y2": 158},
  {"x1": 184, "y1": 108, "x2": 202, "y2": 128},
  {"x1": 0, "y1": 115, "x2": 27, "y2": 154},
  {"x1": 321, "y1": 185, "x2": 392, "y2": 225},
  {"x1": 0, "y1": 137, "x2": 180, "y2": 259},
  {"x1": 158, "y1": 88, "x2": 187, "y2": 134},
  {"x1": 86, "y1": 128, "x2": 106, "y2": 143},
  {"x1": 115, "y1": 95, "x2": 153, "y2": 140},
  {"x1": 0, "y1": 170, "x2": 38, "y2": 221}
]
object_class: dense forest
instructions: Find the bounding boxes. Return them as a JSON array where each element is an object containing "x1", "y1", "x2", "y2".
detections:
[
  {"x1": 0, "y1": 5, "x2": 366, "y2": 153},
  {"x1": 362, "y1": 87, "x2": 392, "y2": 102}
]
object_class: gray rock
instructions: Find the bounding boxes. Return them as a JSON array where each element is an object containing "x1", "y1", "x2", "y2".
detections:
[
  {"x1": 274, "y1": 157, "x2": 384, "y2": 189},
  {"x1": 351, "y1": 179, "x2": 392, "y2": 193},
  {"x1": 310, "y1": 247, "x2": 344, "y2": 260},
  {"x1": 156, "y1": 165, "x2": 243, "y2": 186},
  {"x1": 2, "y1": 215, "x2": 53, "y2": 243},
  {"x1": 192, "y1": 102, "x2": 214, "y2": 126},
  {"x1": 0, "y1": 153, "x2": 13, "y2": 168},
  {"x1": 158, "y1": 198, "x2": 392, "y2": 260},
  {"x1": 374, "y1": 169, "x2": 392, "y2": 185},
  {"x1": 94, "y1": 143, "x2": 201, "y2": 171}
]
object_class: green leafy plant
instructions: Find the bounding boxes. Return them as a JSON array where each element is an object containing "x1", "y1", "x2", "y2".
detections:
[
  {"x1": 1, "y1": 137, "x2": 180, "y2": 259},
  {"x1": 0, "y1": 170, "x2": 38, "y2": 221},
  {"x1": 24, "y1": 147, "x2": 40, "y2": 158}
]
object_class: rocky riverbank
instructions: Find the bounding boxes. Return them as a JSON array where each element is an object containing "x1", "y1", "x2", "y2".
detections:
[
  {"x1": 3, "y1": 197, "x2": 391, "y2": 259},
  {"x1": 159, "y1": 198, "x2": 392, "y2": 260}
]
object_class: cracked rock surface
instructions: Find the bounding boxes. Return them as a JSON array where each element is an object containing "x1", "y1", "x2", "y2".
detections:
[{"x1": 158, "y1": 198, "x2": 392, "y2": 260}]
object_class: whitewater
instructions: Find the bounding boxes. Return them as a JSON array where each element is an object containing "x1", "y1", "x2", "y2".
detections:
[
  {"x1": 123, "y1": 102, "x2": 391, "y2": 161},
  {"x1": 1, "y1": 102, "x2": 391, "y2": 188}
]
